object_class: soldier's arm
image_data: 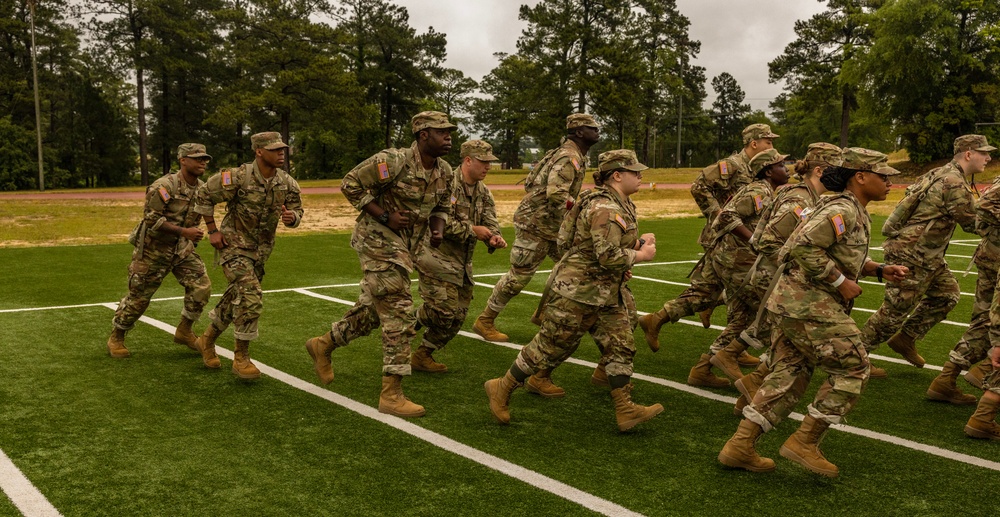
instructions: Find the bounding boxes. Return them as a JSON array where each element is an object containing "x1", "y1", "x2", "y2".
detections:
[
  {"x1": 942, "y1": 178, "x2": 978, "y2": 233},
  {"x1": 482, "y1": 188, "x2": 502, "y2": 237},
  {"x1": 714, "y1": 184, "x2": 756, "y2": 241},
  {"x1": 788, "y1": 205, "x2": 849, "y2": 280},
  {"x1": 976, "y1": 186, "x2": 1000, "y2": 234},
  {"x1": 341, "y1": 154, "x2": 388, "y2": 212},
  {"x1": 590, "y1": 202, "x2": 636, "y2": 272},
  {"x1": 690, "y1": 163, "x2": 725, "y2": 217},
  {"x1": 282, "y1": 177, "x2": 304, "y2": 228},
  {"x1": 544, "y1": 157, "x2": 578, "y2": 213},
  {"x1": 194, "y1": 170, "x2": 238, "y2": 247},
  {"x1": 442, "y1": 178, "x2": 474, "y2": 241}
]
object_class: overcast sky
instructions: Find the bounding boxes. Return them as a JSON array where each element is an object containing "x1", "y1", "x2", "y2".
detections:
[{"x1": 392, "y1": 0, "x2": 828, "y2": 114}]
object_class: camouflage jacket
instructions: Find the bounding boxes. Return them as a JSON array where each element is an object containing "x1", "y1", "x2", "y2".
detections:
[
  {"x1": 136, "y1": 172, "x2": 204, "y2": 260},
  {"x1": 512, "y1": 138, "x2": 588, "y2": 241},
  {"x1": 767, "y1": 190, "x2": 872, "y2": 322},
  {"x1": 974, "y1": 177, "x2": 1000, "y2": 274},
  {"x1": 691, "y1": 150, "x2": 752, "y2": 246},
  {"x1": 414, "y1": 169, "x2": 500, "y2": 285},
  {"x1": 882, "y1": 160, "x2": 976, "y2": 267},
  {"x1": 747, "y1": 181, "x2": 821, "y2": 293},
  {"x1": 342, "y1": 142, "x2": 452, "y2": 272},
  {"x1": 708, "y1": 179, "x2": 774, "y2": 287},
  {"x1": 550, "y1": 186, "x2": 638, "y2": 307},
  {"x1": 193, "y1": 160, "x2": 303, "y2": 264}
]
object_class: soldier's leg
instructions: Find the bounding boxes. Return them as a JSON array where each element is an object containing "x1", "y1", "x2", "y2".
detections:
[
  {"x1": 593, "y1": 305, "x2": 663, "y2": 431},
  {"x1": 416, "y1": 275, "x2": 463, "y2": 351},
  {"x1": 217, "y1": 257, "x2": 264, "y2": 343},
  {"x1": 483, "y1": 228, "x2": 553, "y2": 314},
  {"x1": 709, "y1": 292, "x2": 757, "y2": 381},
  {"x1": 113, "y1": 253, "x2": 172, "y2": 331},
  {"x1": 365, "y1": 264, "x2": 417, "y2": 376},
  {"x1": 515, "y1": 296, "x2": 592, "y2": 376},
  {"x1": 172, "y1": 251, "x2": 212, "y2": 323},
  {"x1": 899, "y1": 265, "x2": 961, "y2": 341},
  {"x1": 661, "y1": 258, "x2": 723, "y2": 322},
  {"x1": 744, "y1": 320, "x2": 815, "y2": 431},
  {"x1": 859, "y1": 259, "x2": 930, "y2": 351},
  {"x1": 949, "y1": 265, "x2": 997, "y2": 368},
  {"x1": 808, "y1": 329, "x2": 869, "y2": 424}
]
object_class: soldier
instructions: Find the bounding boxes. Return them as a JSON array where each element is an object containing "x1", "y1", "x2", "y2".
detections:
[
  {"x1": 107, "y1": 143, "x2": 213, "y2": 360},
  {"x1": 718, "y1": 148, "x2": 907, "y2": 477},
  {"x1": 483, "y1": 149, "x2": 662, "y2": 432},
  {"x1": 410, "y1": 140, "x2": 507, "y2": 373},
  {"x1": 861, "y1": 134, "x2": 991, "y2": 371},
  {"x1": 472, "y1": 113, "x2": 600, "y2": 396},
  {"x1": 304, "y1": 111, "x2": 454, "y2": 418},
  {"x1": 964, "y1": 333, "x2": 1000, "y2": 440},
  {"x1": 192, "y1": 132, "x2": 304, "y2": 380},
  {"x1": 927, "y1": 137, "x2": 996, "y2": 403},
  {"x1": 731, "y1": 143, "x2": 839, "y2": 414},
  {"x1": 686, "y1": 149, "x2": 789, "y2": 388},
  {"x1": 639, "y1": 123, "x2": 778, "y2": 355}
]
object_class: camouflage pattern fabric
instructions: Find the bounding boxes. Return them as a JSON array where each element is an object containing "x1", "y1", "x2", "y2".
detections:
[
  {"x1": 861, "y1": 160, "x2": 976, "y2": 349},
  {"x1": 690, "y1": 150, "x2": 752, "y2": 247},
  {"x1": 658, "y1": 259, "x2": 723, "y2": 322},
  {"x1": 208, "y1": 255, "x2": 264, "y2": 340},
  {"x1": 954, "y1": 178, "x2": 1000, "y2": 367},
  {"x1": 113, "y1": 173, "x2": 210, "y2": 330}
]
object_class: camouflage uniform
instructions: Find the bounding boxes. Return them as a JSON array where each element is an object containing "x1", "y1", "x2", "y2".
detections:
[
  {"x1": 482, "y1": 114, "x2": 595, "y2": 314},
  {"x1": 331, "y1": 141, "x2": 452, "y2": 375},
  {"x1": 860, "y1": 160, "x2": 977, "y2": 350},
  {"x1": 193, "y1": 147, "x2": 303, "y2": 341},
  {"x1": 113, "y1": 160, "x2": 211, "y2": 331},
  {"x1": 414, "y1": 142, "x2": 501, "y2": 352}
]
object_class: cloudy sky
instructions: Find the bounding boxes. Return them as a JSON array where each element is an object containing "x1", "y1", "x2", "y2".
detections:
[{"x1": 393, "y1": 0, "x2": 828, "y2": 113}]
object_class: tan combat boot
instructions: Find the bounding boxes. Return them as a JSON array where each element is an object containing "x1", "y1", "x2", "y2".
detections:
[
  {"x1": 718, "y1": 419, "x2": 776, "y2": 472},
  {"x1": 378, "y1": 374, "x2": 426, "y2": 418},
  {"x1": 107, "y1": 328, "x2": 130, "y2": 358},
  {"x1": 887, "y1": 331, "x2": 925, "y2": 367},
  {"x1": 964, "y1": 393, "x2": 1000, "y2": 440},
  {"x1": 710, "y1": 339, "x2": 750, "y2": 381},
  {"x1": 591, "y1": 363, "x2": 610, "y2": 388},
  {"x1": 410, "y1": 345, "x2": 448, "y2": 373},
  {"x1": 305, "y1": 331, "x2": 336, "y2": 384},
  {"x1": 964, "y1": 362, "x2": 991, "y2": 390},
  {"x1": 472, "y1": 308, "x2": 509, "y2": 342},
  {"x1": 733, "y1": 395, "x2": 748, "y2": 416},
  {"x1": 525, "y1": 369, "x2": 565, "y2": 398},
  {"x1": 698, "y1": 308, "x2": 714, "y2": 329},
  {"x1": 868, "y1": 365, "x2": 888, "y2": 378},
  {"x1": 780, "y1": 415, "x2": 839, "y2": 477},
  {"x1": 734, "y1": 362, "x2": 769, "y2": 402},
  {"x1": 610, "y1": 383, "x2": 664, "y2": 432},
  {"x1": 687, "y1": 353, "x2": 731, "y2": 388},
  {"x1": 231, "y1": 339, "x2": 261, "y2": 380},
  {"x1": 737, "y1": 350, "x2": 760, "y2": 367},
  {"x1": 927, "y1": 361, "x2": 978, "y2": 405},
  {"x1": 173, "y1": 316, "x2": 199, "y2": 351},
  {"x1": 638, "y1": 309, "x2": 669, "y2": 352},
  {"x1": 484, "y1": 371, "x2": 522, "y2": 424},
  {"x1": 195, "y1": 324, "x2": 222, "y2": 369}
]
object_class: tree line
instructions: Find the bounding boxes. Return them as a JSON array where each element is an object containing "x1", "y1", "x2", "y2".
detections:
[{"x1": 1, "y1": 0, "x2": 998, "y2": 190}]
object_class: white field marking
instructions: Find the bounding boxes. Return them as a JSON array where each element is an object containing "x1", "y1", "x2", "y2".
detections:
[
  {"x1": 103, "y1": 302, "x2": 642, "y2": 517},
  {"x1": 295, "y1": 290, "x2": 1000, "y2": 474},
  {"x1": 857, "y1": 279, "x2": 975, "y2": 297},
  {"x1": 470, "y1": 260, "x2": 698, "y2": 279},
  {"x1": 0, "y1": 449, "x2": 62, "y2": 517}
]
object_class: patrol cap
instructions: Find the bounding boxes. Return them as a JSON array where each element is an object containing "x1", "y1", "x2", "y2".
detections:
[
  {"x1": 749, "y1": 148, "x2": 789, "y2": 176},
  {"x1": 803, "y1": 142, "x2": 843, "y2": 166},
  {"x1": 567, "y1": 113, "x2": 600, "y2": 130},
  {"x1": 461, "y1": 140, "x2": 498, "y2": 161},
  {"x1": 411, "y1": 111, "x2": 457, "y2": 134},
  {"x1": 177, "y1": 143, "x2": 212, "y2": 161},
  {"x1": 742, "y1": 123, "x2": 780, "y2": 145},
  {"x1": 598, "y1": 149, "x2": 648, "y2": 173},
  {"x1": 251, "y1": 132, "x2": 289, "y2": 151},
  {"x1": 954, "y1": 134, "x2": 997, "y2": 154},
  {"x1": 841, "y1": 147, "x2": 899, "y2": 174}
]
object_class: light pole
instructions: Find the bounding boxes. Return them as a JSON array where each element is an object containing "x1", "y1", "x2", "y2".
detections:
[{"x1": 29, "y1": 0, "x2": 44, "y2": 191}]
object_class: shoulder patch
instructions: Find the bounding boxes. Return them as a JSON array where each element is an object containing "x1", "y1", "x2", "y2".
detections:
[
  {"x1": 571, "y1": 158, "x2": 581, "y2": 171},
  {"x1": 719, "y1": 161, "x2": 729, "y2": 178},
  {"x1": 158, "y1": 186, "x2": 171, "y2": 203},
  {"x1": 753, "y1": 195, "x2": 763, "y2": 211},
  {"x1": 377, "y1": 160, "x2": 390, "y2": 181},
  {"x1": 830, "y1": 213, "x2": 846, "y2": 236},
  {"x1": 794, "y1": 205, "x2": 805, "y2": 220},
  {"x1": 450, "y1": 194, "x2": 457, "y2": 205},
  {"x1": 613, "y1": 213, "x2": 628, "y2": 231},
  {"x1": 221, "y1": 170, "x2": 232, "y2": 186}
]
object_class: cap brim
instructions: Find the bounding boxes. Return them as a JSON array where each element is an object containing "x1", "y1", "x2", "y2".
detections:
[
  {"x1": 263, "y1": 143, "x2": 289, "y2": 150},
  {"x1": 763, "y1": 132, "x2": 780, "y2": 139},
  {"x1": 977, "y1": 145, "x2": 998, "y2": 152},
  {"x1": 425, "y1": 124, "x2": 458, "y2": 131},
  {"x1": 621, "y1": 163, "x2": 648, "y2": 172},
  {"x1": 875, "y1": 164, "x2": 902, "y2": 176},
  {"x1": 184, "y1": 153, "x2": 212, "y2": 159},
  {"x1": 473, "y1": 153, "x2": 499, "y2": 162}
]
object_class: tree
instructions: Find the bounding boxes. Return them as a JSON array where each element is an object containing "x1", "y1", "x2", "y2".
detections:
[
  {"x1": 472, "y1": 53, "x2": 546, "y2": 169},
  {"x1": 710, "y1": 72, "x2": 751, "y2": 155}
]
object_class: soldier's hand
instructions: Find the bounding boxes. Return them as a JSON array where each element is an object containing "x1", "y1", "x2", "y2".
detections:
[
  {"x1": 882, "y1": 264, "x2": 909, "y2": 282},
  {"x1": 472, "y1": 225, "x2": 492, "y2": 242},
  {"x1": 281, "y1": 205, "x2": 296, "y2": 226},
  {"x1": 489, "y1": 234, "x2": 507, "y2": 249},
  {"x1": 640, "y1": 233, "x2": 655, "y2": 245},
  {"x1": 209, "y1": 231, "x2": 227, "y2": 250},
  {"x1": 624, "y1": 269, "x2": 633, "y2": 281},
  {"x1": 182, "y1": 227, "x2": 204, "y2": 243},
  {"x1": 387, "y1": 211, "x2": 412, "y2": 231},
  {"x1": 990, "y1": 346, "x2": 1000, "y2": 369},
  {"x1": 430, "y1": 229, "x2": 443, "y2": 248},
  {"x1": 837, "y1": 278, "x2": 863, "y2": 301},
  {"x1": 636, "y1": 241, "x2": 656, "y2": 262}
]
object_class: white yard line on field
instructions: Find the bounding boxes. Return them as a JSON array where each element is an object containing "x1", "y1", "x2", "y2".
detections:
[
  {"x1": 101, "y1": 301, "x2": 643, "y2": 517},
  {"x1": 0, "y1": 449, "x2": 62, "y2": 517}
]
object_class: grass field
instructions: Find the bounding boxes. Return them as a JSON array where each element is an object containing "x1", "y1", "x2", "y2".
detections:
[{"x1": 1, "y1": 209, "x2": 1000, "y2": 516}]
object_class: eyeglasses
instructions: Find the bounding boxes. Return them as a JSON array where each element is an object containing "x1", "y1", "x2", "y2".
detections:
[
  {"x1": 868, "y1": 171, "x2": 889, "y2": 182},
  {"x1": 616, "y1": 169, "x2": 642, "y2": 180}
]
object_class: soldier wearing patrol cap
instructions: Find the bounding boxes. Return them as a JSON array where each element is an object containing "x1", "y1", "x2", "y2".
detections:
[
  {"x1": 409, "y1": 140, "x2": 507, "y2": 373},
  {"x1": 472, "y1": 113, "x2": 600, "y2": 396},
  {"x1": 719, "y1": 147, "x2": 908, "y2": 478},
  {"x1": 485, "y1": 149, "x2": 663, "y2": 432},
  {"x1": 860, "y1": 134, "x2": 992, "y2": 376},
  {"x1": 192, "y1": 132, "x2": 304, "y2": 380},
  {"x1": 638, "y1": 123, "x2": 778, "y2": 357},
  {"x1": 304, "y1": 111, "x2": 454, "y2": 418},
  {"x1": 106, "y1": 143, "x2": 214, "y2": 361}
]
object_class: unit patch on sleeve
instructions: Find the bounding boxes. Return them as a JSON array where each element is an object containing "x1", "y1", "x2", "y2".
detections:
[
  {"x1": 830, "y1": 213, "x2": 846, "y2": 236},
  {"x1": 377, "y1": 160, "x2": 390, "y2": 181},
  {"x1": 158, "y1": 187, "x2": 171, "y2": 203},
  {"x1": 613, "y1": 213, "x2": 628, "y2": 231},
  {"x1": 753, "y1": 195, "x2": 763, "y2": 211},
  {"x1": 719, "y1": 161, "x2": 729, "y2": 179},
  {"x1": 571, "y1": 158, "x2": 581, "y2": 171},
  {"x1": 221, "y1": 170, "x2": 232, "y2": 186}
]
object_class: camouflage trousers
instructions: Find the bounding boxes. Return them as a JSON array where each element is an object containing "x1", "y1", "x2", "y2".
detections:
[
  {"x1": 209, "y1": 255, "x2": 265, "y2": 341},
  {"x1": 485, "y1": 227, "x2": 561, "y2": 313},
  {"x1": 113, "y1": 246, "x2": 211, "y2": 331},
  {"x1": 948, "y1": 264, "x2": 998, "y2": 368},
  {"x1": 743, "y1": 314, "x2": 870, "y2": 431},
  {"x1": 331, "y1": 260, "x2": 416, "y2": 376},
  {"x1": 661, "y1": 255, "x2": 724, "y2": 322},
  {"x1": 416, "y1": 274, "x2": 473, "y2": 351},
  {"x1": 982, "y1": 364, "x2": 1000, "y2": 395},
  {"x1": 515, "y1": 293, "x2": 636, "y2": 378},
  {"x1": 860, "y1": 257, "x2": 960, "y2": 351},
  {"x1": 707, "y1": 250, "x2": 759, "y2": 355}
]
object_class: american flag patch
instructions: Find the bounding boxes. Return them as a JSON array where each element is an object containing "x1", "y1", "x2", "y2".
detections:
[
  {"x1": 794, "y1": 205, "x2": 805, "y2": 220},
  {"x1": 719, "y1": 161, "x2": 729, "y2": 178},
  {"x1": 753, "y1": 195, "x2": 763, "y2": 211},
  {"x1": 158, "y1": 187, "x2": 170, "y2": 202},
  {"x1": 377, "y1": 161, "x2": 390, "y2": 181},
  {"x1": 831, "y1": 214, "x2": 846, "y2": 236},
  {"x1": 450, "y1": 195, "x2": 457, "y2": 205},
  {"x1": 571, "y1": 158, "x2": 581, "y2": 171},
  {"x1": 613, "y1": 213, "x2": 627, "y2": 230},
  {"x1": 221, "y1": 170, "x2": 232, "y2": 186}
]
